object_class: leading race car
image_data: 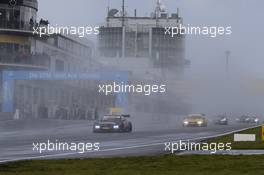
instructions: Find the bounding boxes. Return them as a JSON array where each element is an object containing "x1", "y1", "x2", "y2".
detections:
[
  {"x1": 183, "y1": 114, "x2": 208, "y2": 127},
  {"x1": 93, "y1": 114, "x2": 132, "y2": 133}
]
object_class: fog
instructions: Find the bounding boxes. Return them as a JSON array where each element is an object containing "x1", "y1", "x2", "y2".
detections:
[
  {"x1": 37, "y1": 0, "x2": 264, "y2": 118},
  {"x1": 3, "y1": 1, "x2": 264, "y2": 163}
]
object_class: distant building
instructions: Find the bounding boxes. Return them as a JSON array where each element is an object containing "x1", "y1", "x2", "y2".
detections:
[
  {"x1": 0, "y1": 0, "x2": 115, "y2": 120},
  {"x1": 96, "y1": 1, "x2": 190, "y2": 115},
  {"x1": 98, "y1": 1, "x2": 185, "y2": 68}
]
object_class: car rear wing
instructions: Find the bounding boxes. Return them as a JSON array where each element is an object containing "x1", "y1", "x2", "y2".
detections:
[{"x1": 122, "y1": 114, "x2": 130, "y2": 118}]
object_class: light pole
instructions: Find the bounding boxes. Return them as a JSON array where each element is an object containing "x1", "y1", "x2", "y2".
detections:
[{"x1": 122, "y1": 0, "x2": 125, "y2": 27}]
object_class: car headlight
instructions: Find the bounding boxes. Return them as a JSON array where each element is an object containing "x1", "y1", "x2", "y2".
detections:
[
  {"x1": 94, "y1": 125, "x2": 100, "y2": 129},
  {"x1": 183, "y1": 121, "x2": 189, "y2": 125},
  {"x1": 197, "y1": 121, "x2": 203, "y2": 125},
  {"x1": 221, "y1": 118, "x2": 227, "y2": 122},
  {"x1": 254, "y1": 118, "x2": 259, "y2": 122},
  {"x1": 113, "y1": 125, "x2": 119, "y2": 129}
]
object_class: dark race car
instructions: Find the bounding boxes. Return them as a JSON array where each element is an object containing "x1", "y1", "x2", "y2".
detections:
[
  {"x1": 214, "y1": 115, "x2": 228, "y2": 125},
  {"x1": 236, "y1": 115, "x2": 260, "y2": 124},
  {"x1": 93, "y1": 114, "x2": 132, "y2": 133}
]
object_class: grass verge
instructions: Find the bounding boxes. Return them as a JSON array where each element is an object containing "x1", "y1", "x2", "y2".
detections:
[
  {"x1": 1, "y1": 155, "x2": 264, "y2": 175},
  {"x1": 206, "y1": 126, "x2": 264, "y2": 150}
]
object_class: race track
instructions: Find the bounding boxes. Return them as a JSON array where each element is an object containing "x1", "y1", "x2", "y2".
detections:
[{"x1": 0, "y1": 117, "x2": 257, "y2": 163}]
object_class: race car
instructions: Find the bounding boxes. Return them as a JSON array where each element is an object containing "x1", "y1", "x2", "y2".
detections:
[
  {"x1": 183, "y1": 114, "x2": 208, "y2": 127},
  {"x1": 93, "y1": 114, "x2": 132, "y2": 133},
  {"x1": 214, "y1": 115, "x2": 228, "y2": 125},
  {"x1": 236, "y1": 115, "x2": 260, "y2": 124}
]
